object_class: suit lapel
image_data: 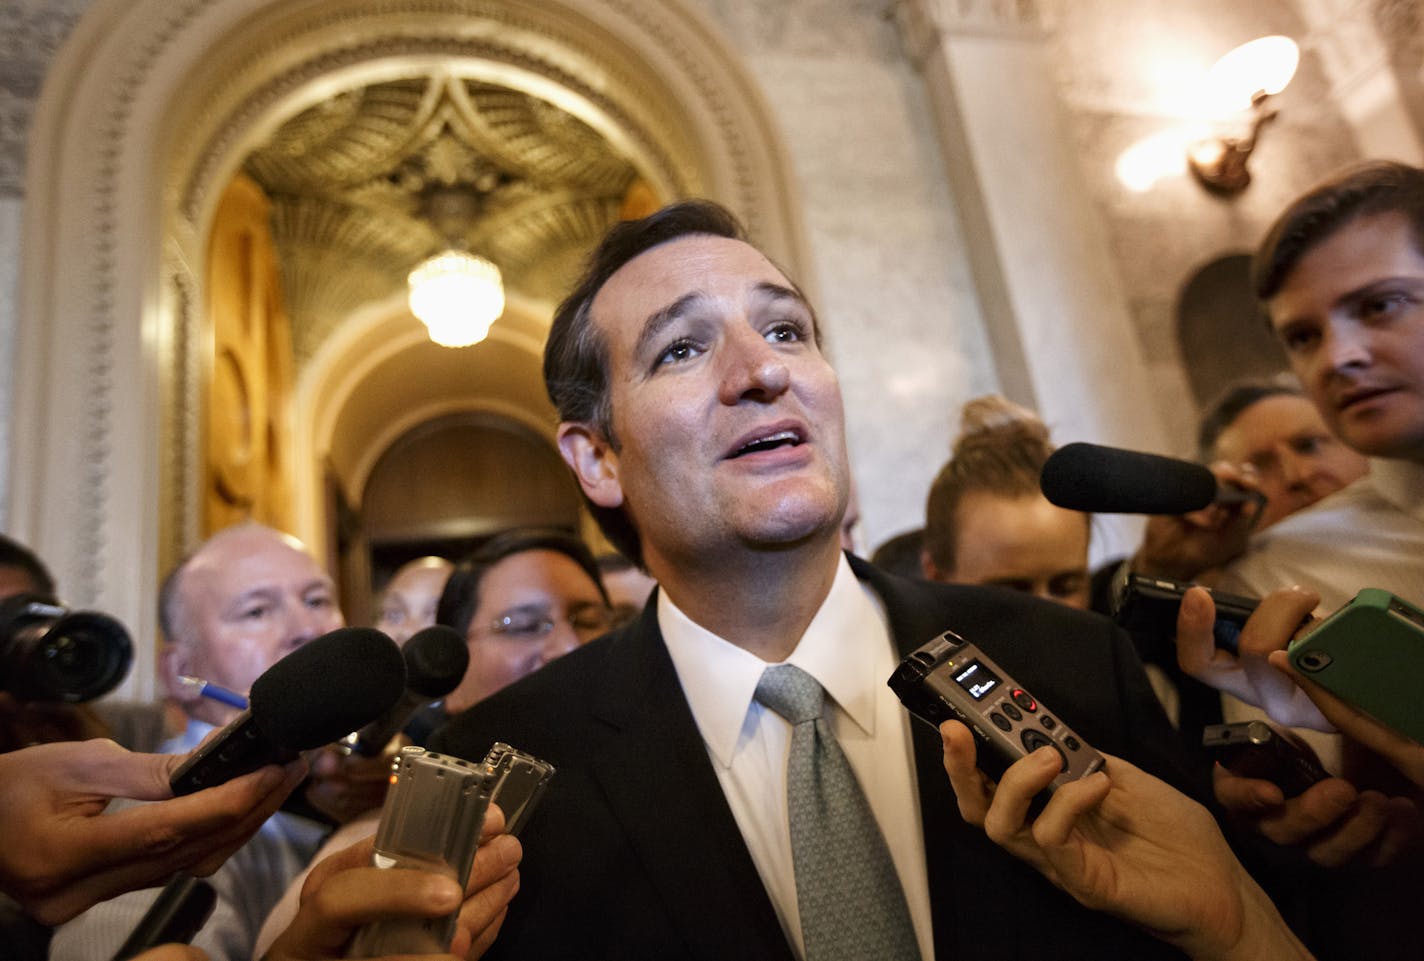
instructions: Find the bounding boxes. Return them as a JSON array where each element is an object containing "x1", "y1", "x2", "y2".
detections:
[{"x1": 585, "y1": 604, "x2": 796, "y2": 961}]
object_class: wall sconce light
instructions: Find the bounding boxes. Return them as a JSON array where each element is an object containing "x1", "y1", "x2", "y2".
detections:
[{"x1": 1187, "y1": 36, "x2": 1299, "y2": 195}]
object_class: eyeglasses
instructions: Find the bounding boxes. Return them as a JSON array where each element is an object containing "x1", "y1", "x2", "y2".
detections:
[{"x1": 484, "y1": 605, "x2": 613, "y2": 641}]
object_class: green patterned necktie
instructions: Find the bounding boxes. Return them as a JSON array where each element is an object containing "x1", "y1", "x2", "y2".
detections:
[{"x1": 755, "y1": 663, "x2": 922, "y2": 961}]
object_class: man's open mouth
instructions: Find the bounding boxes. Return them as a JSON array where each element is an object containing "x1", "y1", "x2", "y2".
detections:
[{"x1": 730, "y1": 429, "x2": 803, "y2": 458}]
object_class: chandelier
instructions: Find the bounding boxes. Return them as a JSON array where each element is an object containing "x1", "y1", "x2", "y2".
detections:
[{"x1": 407, "y1": 248, "x2": 505, "y2": 348}]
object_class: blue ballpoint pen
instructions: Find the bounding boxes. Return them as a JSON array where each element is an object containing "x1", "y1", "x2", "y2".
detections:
[{"x1": 176, "y1": 675, "x2": 249, "y2": 710}]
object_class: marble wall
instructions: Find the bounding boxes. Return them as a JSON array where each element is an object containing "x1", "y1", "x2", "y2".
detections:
[{"x1": 0, "y1": 0, "x2": 89, "y2": 531}]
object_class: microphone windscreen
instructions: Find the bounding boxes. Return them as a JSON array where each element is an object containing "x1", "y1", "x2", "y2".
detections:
[
  {"x1": 1040, "y1": 442, "x2": 1219, "y2": 515},
  {"x1": 248, "y1": 627, "x2": 405, "y2": 750},
  {"x1": 402, "y1": 625, "x2": 469, "y2": 699}
]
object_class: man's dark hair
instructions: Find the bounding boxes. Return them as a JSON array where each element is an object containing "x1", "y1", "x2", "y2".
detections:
[
  {"x1": 1253, "y1": 160, "x2": 1424, "y2": 301},
  {"x1": 544, "y1": 199, "x2": 805, "y2": 567},
  {"x1": 1196, "y1": 380, "x2": 1304, "y2": 462},
  {"x1": 869, "y1": 529, "x2": 925, "y2": 581},
  {"x1": 435, "y1": 527, "x2": 608, "y2": 638},
  {"x1": 0, "y1": 534, "x2": 56, "y2": 599}
]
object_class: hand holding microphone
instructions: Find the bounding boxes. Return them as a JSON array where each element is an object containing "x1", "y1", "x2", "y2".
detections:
[
  {"x1": 1041, "y1": 443, "x2": 1267, "y2": 581},
  {"x1": 0, "y1": 738, "x2": 304, "y2": 926}
]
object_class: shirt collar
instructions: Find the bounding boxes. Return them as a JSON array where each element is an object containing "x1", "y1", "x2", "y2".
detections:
[
  {"x1": 1368, "y1": 457, "x2": 1424, "y2": 522},
  {"x1": 660, "y1": 554, "x2": 887, "y2": 768}
]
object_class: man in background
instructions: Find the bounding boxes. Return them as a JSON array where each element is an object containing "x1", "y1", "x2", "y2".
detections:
[{"x1": 373, "y1": 555, "x2": 453, "y2": 646}]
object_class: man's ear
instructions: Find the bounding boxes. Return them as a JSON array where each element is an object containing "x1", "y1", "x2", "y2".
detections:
[
  {"x1": 157, "y1": 643, "x2": 195, "y2": 703},
  {"x1": 557, "y1": 422, "x2": 625, "y2": 509},
  {"x1": 920, "y1": 547, "x2": 943, "y2": 582}
]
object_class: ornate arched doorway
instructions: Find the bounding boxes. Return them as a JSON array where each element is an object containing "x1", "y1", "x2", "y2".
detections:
[{"x1": 12, "y1": 0, "x2": 804, "y2": 698}]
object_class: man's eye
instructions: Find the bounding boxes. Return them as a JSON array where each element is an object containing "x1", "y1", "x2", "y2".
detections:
[
  {"x1": 1360, "y1": 292, "x2": 1410, "y2": 319},
  {"x1": 242, "y1": 606, "x2": 269, "y2": 620},
  {"x1": 656, "y1": 339, "x2": 699, "y2": 367},
  {"x1": 765, "y1": 321, "x2": 804, "y2": 343},
  {"x1": 1278, "y1": 325, "x2": 1319, "y2": 352}
]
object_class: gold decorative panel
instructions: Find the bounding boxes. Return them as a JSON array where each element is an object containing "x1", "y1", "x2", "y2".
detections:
[{"x1": 203, "y1": 174, "x2": 296, "y2": 536}]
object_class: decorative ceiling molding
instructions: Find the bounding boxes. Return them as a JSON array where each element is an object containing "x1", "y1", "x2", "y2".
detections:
[{"x1": 242, "y1": 74, "x2": 640, "y2": 365}]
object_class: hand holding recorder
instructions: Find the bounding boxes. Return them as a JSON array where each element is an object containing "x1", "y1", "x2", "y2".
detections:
[
  {"x1": 260, "y1": 815, "x2": 520, "y2": 961},
  {"x1": 939, "y1": 722, "x2": 1315, "y2": 961},
  {"x1": 0, "y1": 738, "x2": 305, "y2": 926}
]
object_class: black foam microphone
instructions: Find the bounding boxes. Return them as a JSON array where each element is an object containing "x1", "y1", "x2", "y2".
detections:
[
  {"x1": 351, "y1": 624, "x2": 468, "y2": 756},
  {"x1": 1040, "y1": 442, "x2": 1266, "y2": 515},
  {"x1": 169, "y1": 627, "x2": 405, "y2": 795}
]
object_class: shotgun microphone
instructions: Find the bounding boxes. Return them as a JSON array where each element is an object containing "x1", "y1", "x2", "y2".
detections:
[{"x1": 1040, "y1": 442, "x2": 1265, "y2": 515}]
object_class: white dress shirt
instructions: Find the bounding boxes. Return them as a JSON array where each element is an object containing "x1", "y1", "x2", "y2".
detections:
[
  {"x1": 1221, "y1": 458, "x2": 1424, "y2": 611},
  {"x1": 660, "y1": 554, "x2": 935, "y2": 961}
]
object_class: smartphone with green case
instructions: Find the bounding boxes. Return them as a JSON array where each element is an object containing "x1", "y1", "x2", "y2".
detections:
[{"x1": 1288, "y1": 588, "x2": 1424, "y2": 746}]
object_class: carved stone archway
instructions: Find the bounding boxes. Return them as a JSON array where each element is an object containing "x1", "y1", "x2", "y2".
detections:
[{"x1": 12, "y1": 0, "x2": 804, "y2": 699}]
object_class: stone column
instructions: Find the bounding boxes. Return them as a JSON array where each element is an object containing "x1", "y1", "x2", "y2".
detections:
[
  {"x1": 1298, "y1": 0, "x2": 1424, "y2": 164},
  {"x1": 892, "y1": 0, "x2": 1166, "y2": 560}
]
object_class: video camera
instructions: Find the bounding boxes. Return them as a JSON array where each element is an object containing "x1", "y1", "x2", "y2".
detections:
[{"x1": 0, "y1": 594, "x2": 132, "y2": 702}]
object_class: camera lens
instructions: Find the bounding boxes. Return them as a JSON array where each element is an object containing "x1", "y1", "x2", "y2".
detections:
[
  {"x1": 0, "y1": 597, "x2": 133, "y2": 702},
  {"x1": 1296, "y1": 650, "x2": 1333, "y2": 673},
  {"x1": 32, "y1": 613, "x2": 132, "y2": 701}
]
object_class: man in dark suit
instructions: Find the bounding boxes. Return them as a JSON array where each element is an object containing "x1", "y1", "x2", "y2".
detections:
[{"x1": 431, "y1": 201, "x2": 1206, "y2": 960}]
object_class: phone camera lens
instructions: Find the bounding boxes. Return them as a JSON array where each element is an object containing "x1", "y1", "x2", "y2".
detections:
[{"x1": 1297, "y1": 651, "x2": 1333, "y2": 673}]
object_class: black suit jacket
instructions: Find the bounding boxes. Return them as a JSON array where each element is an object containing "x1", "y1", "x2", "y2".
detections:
[{"x1": 430, "y1": 557, "x2": 1199, "y2": 960}]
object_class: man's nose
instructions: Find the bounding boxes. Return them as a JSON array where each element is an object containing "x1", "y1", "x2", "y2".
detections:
[
  {"x1": 1322, "y1": 322, "x2": 1372, "y2": 372},
  {"x1": 285, "y1": 605, "x2": 330, "y2": 649},
  {"x1": 1277, "y1": 447, "x2": 1311, "y2": 490},
  {"x1": 718, "y1": 327, "x2": 790, "y2": 404}
]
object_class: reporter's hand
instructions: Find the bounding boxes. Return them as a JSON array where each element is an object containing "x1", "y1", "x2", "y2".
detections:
[
  {"x1": 1131, "y1": 462, "x2": 1262, "y2": 582},
  {"x1": 940, "y1": 721, "x2": 1313, "y2": 961},
  {"x1": 303, "y1": 740, "x2": 402, "y2": 825},
  {"x1": 1211, "y1": 760, "x2": 1421, "y2": 868},
  {"x1": 1176, "y1": 585, "x2": 1329, "y2": 729},
  {"x1": 1270, "y1": 649, "x2": 1424, "y2": 791},
  {"x1": 263, "y1": 805, "x2": 520, "y2": 960},
  {"x1": 0, "y1": 738, "x2": 305, "y2": 925}
]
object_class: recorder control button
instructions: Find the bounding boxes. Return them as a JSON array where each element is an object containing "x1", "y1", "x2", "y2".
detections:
[
  {"x1": 1040, "y1": 715, "x2": 1058, "y2": 731},
  {"x1": 1001, "y1": 702, "x2": 1022, "y2": 721},
  {"x1": 1021, "y1": 730, "x2": 1067, "y2": 772},
  {"x1": 990, "y1": 712, "x2": 1012, "y2": 732},
  {"x1": 1011, "y1": 689, "x2": 1037, "y2": 712},
  {"x1": 1064, "y1": 736, "x2": 1081, "y2": 752}
]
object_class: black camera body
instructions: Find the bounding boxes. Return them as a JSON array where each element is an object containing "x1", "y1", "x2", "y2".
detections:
[{"x1": 0, "y1": 593, "x2": 133, "y2": 702}]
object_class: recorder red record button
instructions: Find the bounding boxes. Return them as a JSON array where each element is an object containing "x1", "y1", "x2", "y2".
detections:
[{"x1": 1011, "y1": 689, "x2": 1037, "y2": 712}]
